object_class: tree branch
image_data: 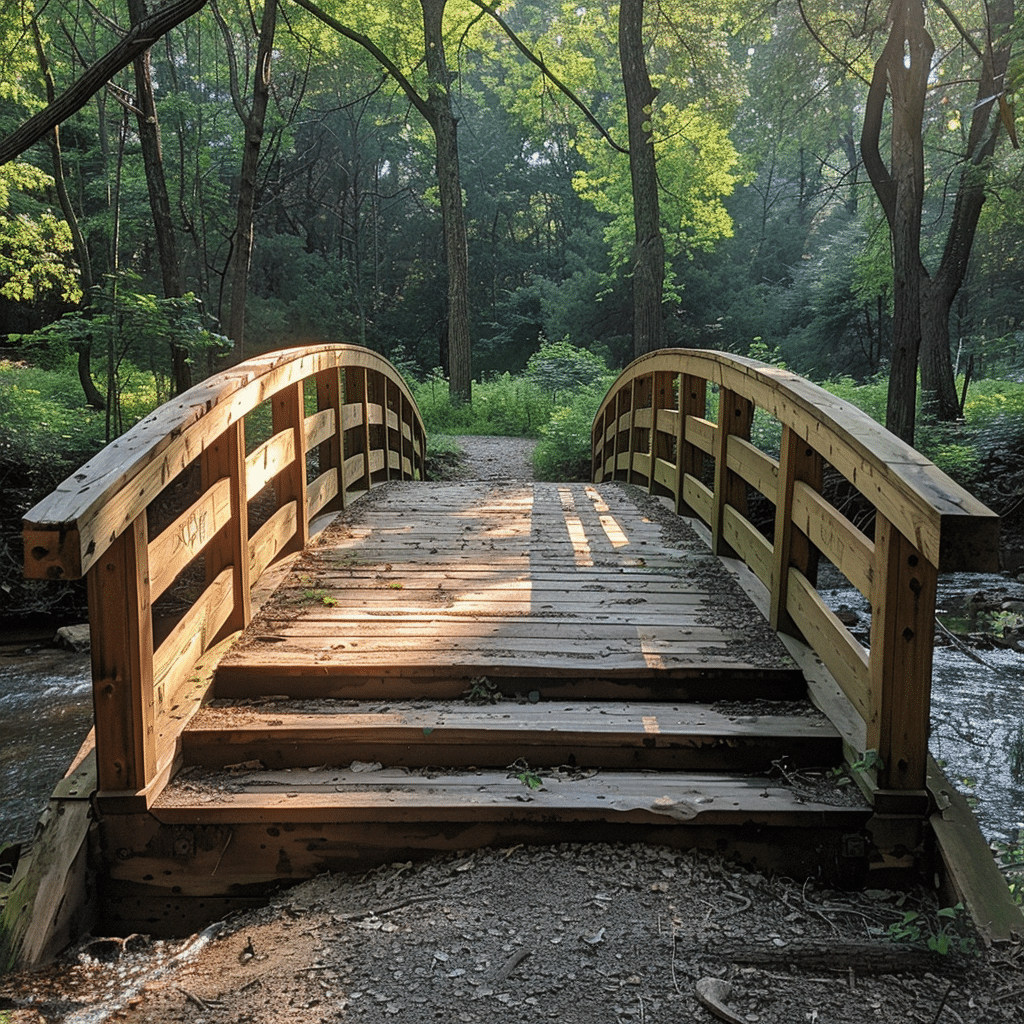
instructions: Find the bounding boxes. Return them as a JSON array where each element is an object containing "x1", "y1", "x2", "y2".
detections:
[
  {"x1": 466, "y1": 0, "x2": 628, "y2": 155},
  {"x1": 0, "y1": 0, "x2": 210, "y2": 166},
  {"x1": 286, "y1": 0, "x2": 432, "y2": 123}
]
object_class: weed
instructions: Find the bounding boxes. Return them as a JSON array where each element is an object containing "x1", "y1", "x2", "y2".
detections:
[
  {"x1": 388, "y1": 582, "x2": 404, "y2": 590},
  {"x1": 302, "y1": 588, "x2": 336, "y2": 607},
  {"x1": 886, "y1": 902, "x2": 975, "y2": 954},
  {"x1": 992, "y1": 834, "x2": 1024, "y2": 906},
  {"x1": 507, "y1": 758, "x2": 544, "y2": 790},
  {"x1": 463, "y1": 676, "x2": 499, "y2": 704}
]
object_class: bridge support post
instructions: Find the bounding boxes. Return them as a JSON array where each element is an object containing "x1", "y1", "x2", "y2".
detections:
[
  {"x1": 87, "y1": 515, "x2": 156, "y2": 793},
  {"x1": 675, "y1": 374, "x2": 707, "y2": 517},
  {"x1": 870, "y1": 515, "x2": 936, "y2": 792},
  {"x1": 201, "y1": 418, "x2": 251, "y2": 641},
  {"x1": 315, "y1": 367, "x2": 346, "y2": 512},
  {"x1": 272, "y1": 380, "x2": 309, "y2": 558},
  {"x1": 770, "y1": 426, "x2": 823, "y2": 637},
  {"x1": 710, "y1": 388, "x2": 752, "y2": 558}
]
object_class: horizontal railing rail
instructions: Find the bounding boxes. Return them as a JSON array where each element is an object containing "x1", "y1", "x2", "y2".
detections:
[
  {"x1": 23, "y1": 345, "x2": 426, "y2": 803},
  {"x1": 592, "y1": 349, "x2": 1000, "y2": 796}
]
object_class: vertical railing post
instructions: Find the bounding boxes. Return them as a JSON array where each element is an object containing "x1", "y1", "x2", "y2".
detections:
[
  {"x1": 88, "y1": 514, "x2": 156, "y2": 793},
  {"x1": 870, "y1": 515, "x2": 936, "y2": 793},
  {"x1": 626, "y1": 378, "x2": 642, "y2": 484},
  {"x1": 316, "y1": 367, "x2": 346, "y2": 512},
  {"x1": 201, "y1": 418, "x2": 251, "y2": 641},
  {"x1": 650, "y1": 370, "x2": 674, "y2": 496},
  {"x1": 770, "y1": 425, "x2": 823, "y2": 636},
  {"x1": 272, "y1": 378, "x2": 309, "y2": 557},
  {"x1": 346, "y1": 366, "x2": 372, "y2": 493},
  {"x1": 676, "y1": 373, "x2": 707, "y2": 517},
  {"x1": 710, "y1": 387, "x2": 752, "y2": 556}
]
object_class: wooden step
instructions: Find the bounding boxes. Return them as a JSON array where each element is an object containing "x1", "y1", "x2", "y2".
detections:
[
  {"x1": 180, "y1": 700, "x2": 841, "y2": 773},
  {"x1": 212, "y1": 665, "x2": 808, "y2": 702}
]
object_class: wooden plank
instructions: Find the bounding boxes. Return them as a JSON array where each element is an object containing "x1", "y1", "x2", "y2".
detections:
[
  {"x1": 0, "y1": 753, "x2": 97, "y2": 970},
  {"x1": 249, "y1": 501, "x2": 299, "y2": 581},
  {"x1": 181, "y1": 701, "x2": 839, "y2": 772},
  {"x1": 722, "y1": 504, "x2": 773, "y2": 589},
  {"x1": 927, "y1": 756, "x2": 1024, "y2": 946},
  {"x1": 726, "y1": 435, "x2": 779, "y2": 499},
  {"x1": 245, "y1": 428, "x2": 296, "y2": 502},
  {"x1": 791, "y1": 482, "x2": 874, "y2": 601},
  {"x1": 682, "y1": 475, "x2": 713, "y2": 523},
  {"x1": 785, "y1": 567, "x2": 871, "y2": 721},
  {"x1": 306, "y1": 467, "x2": 338, "y2": 520},
  {"x1": 152, "y1": 567, "x2": 234, "y2": 729},
  {"x1": 151, "y1": 767, "x2": 868, "y2": 826},
  {"x1": 148, "y1": 477, "x2": 233, "y2": 602},
  {"x1": 304, "y1": 407, "x2": 335, "y2": 453}
]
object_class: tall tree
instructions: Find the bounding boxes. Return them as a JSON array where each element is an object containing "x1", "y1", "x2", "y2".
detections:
[
  {"x1": 859, "y1": 0, "x2": 1018, "y2": 441},
  {"x1": 619, "y1": 0, "x2": 664, "y2": 357}
]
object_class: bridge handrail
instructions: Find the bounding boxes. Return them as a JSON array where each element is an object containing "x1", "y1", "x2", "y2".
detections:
[
  {"x1": 592, "y1": 349, "x2": 999, "y2": 794},
  {"x1": 23, "y1": 344, "x2": 426, "y2": 801}
]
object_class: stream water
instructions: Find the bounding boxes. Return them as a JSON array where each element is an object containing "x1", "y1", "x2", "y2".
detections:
[
  {"x1": 0, "y1": 582, "x2": 1022, "y2": 851},
  {"x1": 0, "y1": 644, "x2": 92, "y2": 847}
]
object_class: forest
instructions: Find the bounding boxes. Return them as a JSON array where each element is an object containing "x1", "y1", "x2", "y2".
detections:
[{"x1": 1, "y1": 0, "x2": 1023, "y2": 616}]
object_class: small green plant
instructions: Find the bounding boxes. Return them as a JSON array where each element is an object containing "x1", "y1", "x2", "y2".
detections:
[
  {"x1": 463, "y1": 676, "x2": 499, "y2": 704},
  {"x1": 886, "y1": 902, "x2": 975, "y2": 954},
  {"x1": 508, "y1": 758, "x2": 544, "y2": 790},
  {"x1": 302, "y1": 588, "x2": 336, "y2": 607},
  {"x1": 849, "y1": 749, "x2": 884, "y2": 774},
  {"x1": 991, "y1": 610, "x2": 1024, "y2": 637},
  {"x1": 992, "y1": 835, "x2": 1024, "y2": 906}
]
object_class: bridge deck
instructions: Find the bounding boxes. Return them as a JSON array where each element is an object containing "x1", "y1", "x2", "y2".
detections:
[{"x1": 215, "y1": 480, "x2": 800, "y2": 696}]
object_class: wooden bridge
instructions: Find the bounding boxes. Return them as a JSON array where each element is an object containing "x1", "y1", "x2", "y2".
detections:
[{"x1": 7, "y1": 344, "x2": 1020, "y2": 961}]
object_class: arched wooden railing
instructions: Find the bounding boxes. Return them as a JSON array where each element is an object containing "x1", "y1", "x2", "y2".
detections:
[
  {"x1": 22, "y1": 345, "x2": 426, "y2": 804},
  {"x1": 592, "y1": 349, "x2": 1000, "y2": 797}
]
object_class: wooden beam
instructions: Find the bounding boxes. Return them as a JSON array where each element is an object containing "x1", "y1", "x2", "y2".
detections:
[
  {"x1": 870, "y1": 516, "x2": 936, "y2": 791},
  {"x1": 271, "y1": 380, "x2": 308, "y2": 559},
  {"x1": 87, "y1": 515, "x2": 156, "y2": 793}
]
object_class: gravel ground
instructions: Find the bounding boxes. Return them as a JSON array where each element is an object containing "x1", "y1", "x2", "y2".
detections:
[
  {"x1": 447, "y1": 436, "x2": 538, "y2": 481},
  {"x1": 3, "y1": 438, "x2": 1023, "y2": 1023},
  {"x1": 2, "y1": 844, "x2": 1023, "y2": 1024}
]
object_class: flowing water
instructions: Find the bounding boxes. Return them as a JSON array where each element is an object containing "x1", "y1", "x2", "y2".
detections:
[
  {"x1": 819, "y1": 568, "x2": 1024, "y2": 845},
  {"x1": 1, "y1": 583, "x2": 1022, "y2": 849},
  {"x1": 0, "y1": 644, "x2": 92, "y2": 847}
]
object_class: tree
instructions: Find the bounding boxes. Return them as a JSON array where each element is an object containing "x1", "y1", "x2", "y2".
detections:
[
  {"x1": 860, "y1": 0, "x2": 1018, "y2": 441},
  {"x1": 619, "y1": 0, "x2": 664, "y2": 357}
]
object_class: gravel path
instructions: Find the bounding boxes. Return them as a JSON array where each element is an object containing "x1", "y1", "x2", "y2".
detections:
[{"x1": 449, "y1": 436, "x2": 538, "y2": 481}]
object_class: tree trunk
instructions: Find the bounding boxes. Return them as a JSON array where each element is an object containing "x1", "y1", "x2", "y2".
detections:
[
  {"x1": 127, "y1": 0, "x2": 190, "y2": 394},
  {"x1": 919, "y1": 0, "x2": 1015, "y2": 422},
  {"x1": 619, "y1": 0, "x2": 664, "y2": 358},
  {"x1": 31, "y1": 17, "x2": 105, "y2": 411},
  {"x1": 421, "y1": 0, "x2": 472, "y2": 404},
  {"x1": 860, "y1": 1, "x2": 932, "y2": 444},
  {"x1": 225, "y1": 0, "x2": 278, "y2": 362}
]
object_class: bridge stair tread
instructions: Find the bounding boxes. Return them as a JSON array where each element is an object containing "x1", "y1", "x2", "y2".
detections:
[
  {"x1": 178, "y1": 698, "x2": 841, "y2": 773},
  {"x1": 151, "y1": 764, "x2": 868, "y2": 830}
]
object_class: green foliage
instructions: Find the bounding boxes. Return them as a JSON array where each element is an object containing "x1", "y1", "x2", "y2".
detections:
[
  {"x1": 992, "y1": 835, "x2": 1024, "y2": 906},
  {"x1": 0, "y1": 163, "x2": 81, "y2": 304},
  {"x1": 525, "y1": 336, "x2": 608, "y2": 401},
  {"x1": 463, "y1": 676, "x2": 499, "y2": 705},
  {"x1": 411, "y1": 370, "x2": 553, "y2": 438},
  {"x1": 532, "y1": 381, "x2": 610, "y2": 482},
  {"x1": 886, "y1": 902, "x2": 975, "y2": 955}
]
